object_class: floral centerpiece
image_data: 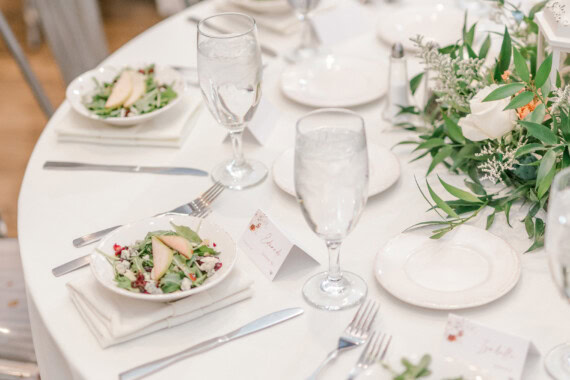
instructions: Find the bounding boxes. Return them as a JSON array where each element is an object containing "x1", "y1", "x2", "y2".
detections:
[{"x1": 398, "y1": 0, "x2": 568, "y2": 251}]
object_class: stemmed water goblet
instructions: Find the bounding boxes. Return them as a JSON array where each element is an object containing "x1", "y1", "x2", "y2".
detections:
[
  {"x1": 286, "y1": 0, "x2": 322, "y2": 62},
  {"x1": 545, "y1": 167, "x2": 570, "y2": 379},
  {"x1": 197, "y1": 13, "x2": 267, "y2": 190},
  {"x1": 294, "y1": 108, "x2": 369, "y2": 310}
]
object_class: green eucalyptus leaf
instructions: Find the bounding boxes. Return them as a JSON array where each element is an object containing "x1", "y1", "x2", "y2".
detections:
[
  {"x1": 479, "y1": 34, "x2": 491, "y2": 59},
  {"x1": 494, "y1": 27, "x2": 512, "y2": 82},
  {"x1": 438, "y1": 176, "x2": 482, "y2": 203},
  {"x1": 442, "y1": 114, "x2": 465, "y2": 144},
  {"x1": 504, "y1": 91, "x2": 534, "y2": 110},
  {"x1": 482, "y1": 83, "x2": 525, "y2": 101},
  {"x1": 464, "y1": 179, "x2": 486, "y2": 195},
  {"x1": 536, "y1": 149, "x2": 556, "y2": 189},
  {"x1": 426, "y1": 180, "x2": 459, "y2": 218},
  {"x1": 563, "y1": 147, "x2": 570, "y2": 169},
  {"x1": 410, "y1": 72, "x2": 424, "y2": 95},
  {"x1": 525, "y1": 215, "x2": 535, "y2": 238},
  {"x1": 486, "y1": 213, "x2": 495, "y2": 230},
  {"x1": 427, "y1": 146, "x2": 453, "y2": 175},
  {"x1": 415, "y1": 138, "x2": 445, "y2": 152},
  {"x1": 515, "y1": 143, "x2": 546, "y2": 158},
  {"x1": 526, "y1": 103, "x2": 545, "y2": 124},
  {"x1": 534, "y1": 53, "x2": 552, "y2": 89},
  {"x1": 513, "y1": 154, "x2": 538, "y2": 180},
  {"x1": 505, "y1": 201, "x2": 513, "y2": 227},
  {"x1": 520, "y1": 121, "x2": 559, "y2": 145},
  {"x1": 513, "y1": 47, "x2": 530, "y2": 83}
]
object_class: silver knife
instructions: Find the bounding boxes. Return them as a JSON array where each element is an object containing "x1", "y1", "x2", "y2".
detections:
[
  {"x1": 43, "y1": 161, "x2": 208, "y2": 176},
  {"x1": 119, "y1": 307, "x2": 304, "y2": 380},
  {"x1": 187, "y1": 15, "x2": 279, "y2": 58},
  {"x1": 52, "y1": 254, "x2": 92, "y2": 277}
]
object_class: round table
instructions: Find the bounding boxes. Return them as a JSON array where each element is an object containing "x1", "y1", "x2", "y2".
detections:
[{"x1": 18, "y1": 1, "x2": 570, "y2": 379}]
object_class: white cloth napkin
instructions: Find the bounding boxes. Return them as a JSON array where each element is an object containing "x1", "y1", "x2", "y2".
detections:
[
  {"x1": 67, "y1": 269, "x2": 254, "y2": 348},
  {"x1": 54, "y1": 95, "x2": 202, "y2": 148},
  {"x1": 214, "y1": 0, "x2": 337, "y2": 35}
]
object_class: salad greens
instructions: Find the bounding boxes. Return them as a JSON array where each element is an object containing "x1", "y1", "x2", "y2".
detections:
[
  {"x1": 101, "y1": 222, "x2": 222, "y2": 295},
  {"x1": 84, "y1": 64, "x2": 178, "y2": 118}
]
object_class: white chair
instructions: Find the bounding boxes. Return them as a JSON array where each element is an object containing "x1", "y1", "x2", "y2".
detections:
[{"x1": 0, "y1": 230, "x2": 40, "y2": 379}]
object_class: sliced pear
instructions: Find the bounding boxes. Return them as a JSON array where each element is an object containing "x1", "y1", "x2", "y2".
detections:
[
  {"x1": 158, "y1": 235, "x2": 194, "y2": 259},
  {"x1": 105, "y1": 70, "x2": 133, "y2": 108},
  {"x1": 123, "y1": 71, "x2": 146, "y2": 108},
  {"x1": 151, "y1": 236, "x2": 174, "y2": 281}
]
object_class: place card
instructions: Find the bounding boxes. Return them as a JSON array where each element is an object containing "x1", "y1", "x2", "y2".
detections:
[
  {"x1": 223, "y1": 97, "x2": 281, "y2": 145},
  {"x1": 312, "y1": 2, "x2": 376, "y2": 47},
  {"x1": 440, "y1": 314, "x2": 538, "y2": 380},
  {"x1": 238, "y1": 209, "x2": 318, "y2": 280}
]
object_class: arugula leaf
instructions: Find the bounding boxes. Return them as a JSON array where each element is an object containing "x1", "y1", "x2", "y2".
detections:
[{"x1": 170, "y1": 222, "x2": 202, "y2": 244}]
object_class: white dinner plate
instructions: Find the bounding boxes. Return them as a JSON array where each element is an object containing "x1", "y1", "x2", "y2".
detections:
[
  {"x1": 90, "y1": 214, "x2": 237, "y2": 302},
  {"x1": 281, "y1": 54, "x2": 388, "y2": 108},
  {"x1": 376, "y1": 4, "x2": 464, "y2": 51},
  {"x1": 375, "y1": 225, "x2": 520, "y2": 310},
  {"x1": 66, "y1": 64, "x2": 186, "y2": 127},
  {"x1": 227, "y1": 0, "x2": 291, "y2": 13},
  {"x1": 272, "y1": 144, "x2": 400, "y2": 197}
]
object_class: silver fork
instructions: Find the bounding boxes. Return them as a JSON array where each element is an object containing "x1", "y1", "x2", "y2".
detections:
[
  {"x1": 72, "y1": 182, "x2": 224, "y2": 248},
  {"x1": 346, "y1": 331, "x2": 392, "y2": 380},
  {"x1": 307, "y1": 299, "x2": 379, "y2": 380},
  {"x1": 51, "y1": 182, "x2": 225, "y2": 277}
]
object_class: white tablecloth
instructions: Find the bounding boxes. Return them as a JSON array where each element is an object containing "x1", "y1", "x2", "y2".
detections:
[{"x1": 17, "y1": 1, "x2": 569, "y2": 379}]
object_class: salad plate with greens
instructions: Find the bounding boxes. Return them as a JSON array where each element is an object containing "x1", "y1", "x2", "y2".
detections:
[
  {"x1": 66, "y1": 64, "x2": 185, "y2": 127},
  {"x1": 90, "y1": 214, "x2": 237, "y2": 302}
]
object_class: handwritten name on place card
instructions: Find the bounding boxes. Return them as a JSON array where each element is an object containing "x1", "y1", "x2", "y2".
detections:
[
  {"x1": 440, "y1": 314, "x2": 537, "y2": 380},
  {"x1": 238, "y1": 209, "x2": 317, "y2": 280}
]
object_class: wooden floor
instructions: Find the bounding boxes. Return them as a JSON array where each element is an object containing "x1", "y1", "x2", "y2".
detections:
[{"x1": 0, "y1": 0, "x2": 162, "y2": 237}]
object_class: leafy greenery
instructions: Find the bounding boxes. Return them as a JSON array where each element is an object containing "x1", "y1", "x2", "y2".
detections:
[
  {"x1": 397, "y1": 1, "x2": 559, "y2": 251},
  {"x1": 384, "y1": 354, "x2": 463, "y2": 380}
]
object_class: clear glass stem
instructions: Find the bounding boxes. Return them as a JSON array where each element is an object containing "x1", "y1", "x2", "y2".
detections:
[
  {"x1": 298, "y1": 13, "x2": 313, "y2": 50},
  {"x1": 326, "y1": 240, "x2": 342, "y2": 282},
  {"x1": 229, "y1": 128, "x2": 245, "y2": 167}
]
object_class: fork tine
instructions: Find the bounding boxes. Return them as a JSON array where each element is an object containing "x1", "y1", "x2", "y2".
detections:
[
  {"x1": 379, "y1": 335, "x2": 391, "y2": 361},
  {"x1": 202, "y1": 184, "x2": 224, "y2": 204},
  {"x1": 354, "y1": 301, "x2": 377, "y2": 334},
  {"x1": 201, "y1": 181, "x2": 223, "y2": 198},
  {"x1": 347, "y1": 299, "x2": 370, "y2": 332},
  {"x1": 368, "y1": 334, "x2": 385, "y2": 363},
  {"x1": 358, "y1": 331, "x2": 376, "y2": 362},
  {"x1": 361, "y1": 302, "x2": 380, "y2": 333}
]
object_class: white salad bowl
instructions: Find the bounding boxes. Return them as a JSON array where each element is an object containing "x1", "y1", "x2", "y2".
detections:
[
  {"x1": 66, "y1": 64, "x2": 186, "y2": 127},
  {"x1": 90, "y1": 214, "x2": 237, "y2": 302}
]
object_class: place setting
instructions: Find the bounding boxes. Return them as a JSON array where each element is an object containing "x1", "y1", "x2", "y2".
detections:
[{"x1": 9, "y1": 0, "x2": 570, "y2": 379}]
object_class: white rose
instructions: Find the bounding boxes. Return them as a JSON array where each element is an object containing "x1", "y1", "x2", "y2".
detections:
[{"x1": 458, "y1": 84, "x2": 517, "y2": 141}]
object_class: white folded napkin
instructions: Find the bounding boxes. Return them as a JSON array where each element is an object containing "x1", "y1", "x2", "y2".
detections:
[
  {"x1": 55, "y1": 95, "x2": 202, "y2": 148},
  {"x1": 214, "y1": 0, "x2": 336, "y2": 35},
  {"x1": 67, "y1": 269, "x2": 254, "y2": 348}
]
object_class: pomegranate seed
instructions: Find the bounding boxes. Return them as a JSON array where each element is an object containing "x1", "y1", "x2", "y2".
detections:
[
  {"x1": 213, "y1": 243, "x2": 217, "y2": 247},
  {"x1": 214, "y1": 263, "x2": 222, "y2": 271}
]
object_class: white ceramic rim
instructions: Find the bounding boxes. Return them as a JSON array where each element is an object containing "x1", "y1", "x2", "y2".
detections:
[
  {"x1": 374, "y1": 225, "x2": 521, "y2": 310},
  {"x1": 280, "y1": 55, "x2": 387, "y2": 108}
]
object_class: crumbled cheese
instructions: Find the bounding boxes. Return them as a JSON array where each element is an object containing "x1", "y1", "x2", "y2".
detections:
[
  {"x1": 197, "y1": 256, "x2": 218, "y2": 277},
  {"x1": 142, "y1": 255, "x2": 150, "y2": 262},
  {"x1": 144, "y1": 282, "x2": 163, "y2": 294},
  {"x1": 120, "y1": 248, "x2": 131, "y2": 260},
  {"x1": 124, "y1": 269, "x2": 137, "y2": 282},
  {"x1": 181, "y1": 277, "x2": 192, "y2": 291},
  {"x1": 115, "y1": 260, "x2": 130, "y2": 274},
  {"x1": 143, "y1": 272, "x2": 151, "y2": 281}
]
